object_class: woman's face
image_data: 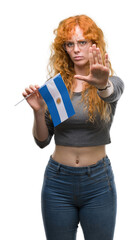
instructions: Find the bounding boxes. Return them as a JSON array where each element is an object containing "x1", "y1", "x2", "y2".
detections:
[{"x1": 65, "y1": 26, "x2": 92, "y2": 68}]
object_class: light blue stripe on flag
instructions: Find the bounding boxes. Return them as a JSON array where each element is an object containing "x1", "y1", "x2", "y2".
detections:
[{"x1": 38, "y1": 73, "x2": 75, "y2": 127}]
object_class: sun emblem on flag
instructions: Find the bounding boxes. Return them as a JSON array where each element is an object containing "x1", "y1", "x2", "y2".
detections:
[{"x1": 56, "y1": 97, "x2": 61, "y2": 104}]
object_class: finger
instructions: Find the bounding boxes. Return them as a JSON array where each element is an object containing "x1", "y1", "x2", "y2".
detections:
[
  {"x1": 29, "y1": 84, "x2": 37, "y2": 92},
  {"x1": 29, "y1": 85, "x2": 40, "y2": 94},
  {"x1": 35, "y1": 84, "x2": 40, "y2": 89},
  {"x1": 92, "y1": 43, "x2": 97, "y2": 48},
  {"x1": 96, "y1": 48, "x2": 103, "y2": 65},
  {"x1": 29, "y1": 85, "x2": 40, "y2": 95},
  {"x1": 22, "y1": 91, "x2": 28, "y2": 97},
  {"x1": 92, "y1": 44, "x2": 98, "y2": 64},
  {"x1": 74, "y1": 75, "x2": 89, "y2": 82},
  {"x1": 104, "y1": 53, "x2": 109, "y2": 68},
  {"x1": 34, "y1": 85, "x2": 40, "y2": 97},
  {"x1": 24, "y1": 86, "x2": 37, "y2": 99},
  {"x1": 89, "y1": 47, "x2": 94, "y2": 66},
  {"x1": 25, "y1": 87, "x2": 34, "y2": 95}
]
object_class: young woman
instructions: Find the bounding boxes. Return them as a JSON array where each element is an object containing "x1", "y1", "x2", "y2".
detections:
[{"x1": 23, "y1": 15, "x2": 124, "y2": 240}]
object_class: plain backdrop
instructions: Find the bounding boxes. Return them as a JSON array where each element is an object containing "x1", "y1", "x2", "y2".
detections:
[{"x1": 0, "y1": 0, "x2": 139, "y2": 239}]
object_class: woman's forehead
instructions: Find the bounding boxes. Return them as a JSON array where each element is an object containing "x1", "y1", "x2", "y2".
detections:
[{"x1": 66, "y1": 25, "x2": 85, "y2": 41}]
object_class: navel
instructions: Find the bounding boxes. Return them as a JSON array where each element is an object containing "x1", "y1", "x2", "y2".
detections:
[{"x1": 75, "y1": 155, "x2": 80, "y2": 164}]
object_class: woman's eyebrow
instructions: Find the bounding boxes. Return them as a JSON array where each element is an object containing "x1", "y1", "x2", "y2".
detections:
[{"x1": 66, "y1": 39, "x2": 86, "y2": 42}]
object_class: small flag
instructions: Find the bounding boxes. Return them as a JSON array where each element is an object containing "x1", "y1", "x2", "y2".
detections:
[{"x1": 38, "y1": 73, "x2": 75, "y2": 127}]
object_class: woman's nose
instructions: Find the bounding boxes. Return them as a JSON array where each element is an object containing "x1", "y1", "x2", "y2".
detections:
[{"x1": 73, "y1": 43, "x2": 80, "y2": 52}]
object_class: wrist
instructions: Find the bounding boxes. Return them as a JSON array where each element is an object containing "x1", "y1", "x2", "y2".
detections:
[
  {"x1": 33, "y1": 107, "x2": 46, "y2": 116},
  {"x1": 96, "y1": 80, "x2": 111, "y2": 91},
  {"x1": 97, "y1": 80, "x2": 114, "y2": 98}
]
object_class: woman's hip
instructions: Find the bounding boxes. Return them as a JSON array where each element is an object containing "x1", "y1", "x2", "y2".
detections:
[{"x1": 41, "y1": 154, "x2": 117, "y2": 207}]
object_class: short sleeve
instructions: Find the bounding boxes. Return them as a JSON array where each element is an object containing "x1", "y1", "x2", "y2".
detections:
[{"x1": 97, "y1": 76, "x2": 124, "y2": 103}]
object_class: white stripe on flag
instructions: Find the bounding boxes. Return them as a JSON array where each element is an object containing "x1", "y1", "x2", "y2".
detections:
[{"x1": 46, "y1": 78, "x2": 68, "y2": 122}]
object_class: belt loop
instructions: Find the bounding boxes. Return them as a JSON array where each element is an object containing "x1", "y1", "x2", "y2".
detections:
[
  {"x1": 87, "y1": 166, "x2": 91, "y2": 176},
  {"x1": 57, "y1": 163, "x2": 61, "y2": 174}
]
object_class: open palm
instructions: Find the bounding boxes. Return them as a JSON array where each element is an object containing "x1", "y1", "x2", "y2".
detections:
[{"x1": 74, "y1": 44, "x2": 110, "y2": 89}]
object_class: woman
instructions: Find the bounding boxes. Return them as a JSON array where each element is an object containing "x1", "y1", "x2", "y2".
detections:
[{"x1": 23, "y1": 15, "x2": 124, "y2": 240}]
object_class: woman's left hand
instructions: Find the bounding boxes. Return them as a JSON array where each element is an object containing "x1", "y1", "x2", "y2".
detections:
[{"x1": 74, "y1": 44, "x2": 110, "y2": 89}]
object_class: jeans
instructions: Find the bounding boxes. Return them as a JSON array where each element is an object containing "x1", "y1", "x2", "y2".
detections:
[{"x1": 41, "y1": 155, "x2": 117, "y2": 240}]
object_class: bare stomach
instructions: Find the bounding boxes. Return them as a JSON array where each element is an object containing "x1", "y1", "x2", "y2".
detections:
[{"x1": 51, "y1": 145, "x2": 106, "y2": 167}]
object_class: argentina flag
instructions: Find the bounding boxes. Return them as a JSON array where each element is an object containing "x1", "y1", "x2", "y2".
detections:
[{"x1": 39, "y1": 73, "x2": 75, "y2": 127}]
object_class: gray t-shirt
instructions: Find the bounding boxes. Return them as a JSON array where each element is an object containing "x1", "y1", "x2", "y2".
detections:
[{"x1": 34, "y1": 76, "x2": 124, "y2": 148}]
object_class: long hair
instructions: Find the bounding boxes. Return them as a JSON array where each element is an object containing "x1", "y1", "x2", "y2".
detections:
[{"x1": 46, "y1": 15, "x2": 114, "y2": 123}]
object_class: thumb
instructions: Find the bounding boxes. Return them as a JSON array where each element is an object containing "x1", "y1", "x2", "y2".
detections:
[{"x1": 74, "y1": 74, "x2": 89, "y2": 81}]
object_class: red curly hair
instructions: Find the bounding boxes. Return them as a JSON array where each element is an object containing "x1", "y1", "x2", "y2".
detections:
[{"x1": 46, "y1": 15, "x2": 114, "y2": 123}]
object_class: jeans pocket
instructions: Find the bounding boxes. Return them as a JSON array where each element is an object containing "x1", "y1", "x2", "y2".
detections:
[{"x1": 88, "y1": 166, "x2": 108, "y2": 185}]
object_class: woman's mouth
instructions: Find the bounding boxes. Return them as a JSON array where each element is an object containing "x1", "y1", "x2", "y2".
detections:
[{"x1": 74, "y1": 56, "x2": 84, "y2": 60}]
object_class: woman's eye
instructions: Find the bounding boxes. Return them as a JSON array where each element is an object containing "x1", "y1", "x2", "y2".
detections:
[
  {"x1": 67, "y1": 42, "x2": 74, "y2": 47},
  {"x1": 79, "y1": 41, "x2": 87, "y2": 45}
]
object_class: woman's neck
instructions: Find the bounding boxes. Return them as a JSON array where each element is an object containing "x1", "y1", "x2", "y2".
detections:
[{"x1": 74, "y1": 64, "x2": 89, "y2": 76}]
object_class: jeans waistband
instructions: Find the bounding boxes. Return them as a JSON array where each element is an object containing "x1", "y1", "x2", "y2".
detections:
[{"x1": 48, "y1": 155, "x2": 111, "y2": 176}]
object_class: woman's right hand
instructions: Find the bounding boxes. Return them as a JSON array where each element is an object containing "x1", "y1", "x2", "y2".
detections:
[{"x1": 22, "y1": 85, "x2": 46, "y2": 112}]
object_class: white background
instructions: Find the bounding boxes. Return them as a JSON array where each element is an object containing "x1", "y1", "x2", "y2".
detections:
[{"x1": 0, "y1": 0, "x2": 139, "y2": 239}]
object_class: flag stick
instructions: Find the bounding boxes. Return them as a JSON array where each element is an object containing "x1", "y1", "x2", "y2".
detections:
[{"x1": 14, "y1": 91, "x2": 36, "y2": 106}]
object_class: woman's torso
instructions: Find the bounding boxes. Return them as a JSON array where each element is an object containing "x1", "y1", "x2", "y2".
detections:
[
  {"x1": 51, "y1": 82, "x2": 106, "y2": 167},
  {"x1": 52, "y1": 145, "x2": 106, "y2": 167}
]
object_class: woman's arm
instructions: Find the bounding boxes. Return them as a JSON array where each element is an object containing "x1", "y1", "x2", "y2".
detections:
[
  {"x1": 22, "y1": 84, "x2": 53, "y2": 148},
  {"x1": 33, "y1": 108, "x2": 54, "y2": 148},
  {"x1": 97, "y1": 76, "x2": 124, "y2": 102},
  {"x1": 33, "y1": 108, "x2": 49, "y2": 141}
]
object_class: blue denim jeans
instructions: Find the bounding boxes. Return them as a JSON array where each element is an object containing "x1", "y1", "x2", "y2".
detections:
[{"x1": 41, "y1": 155, "x2": 117, "y2": 240}]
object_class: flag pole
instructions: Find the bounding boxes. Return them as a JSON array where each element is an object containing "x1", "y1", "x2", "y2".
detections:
[{"x1": 14, "y1": 91, "x2": 36, "y2": 106}]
